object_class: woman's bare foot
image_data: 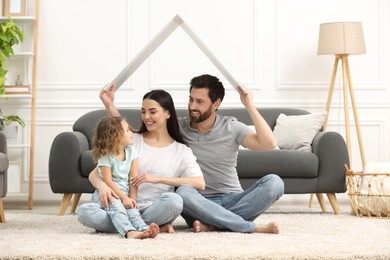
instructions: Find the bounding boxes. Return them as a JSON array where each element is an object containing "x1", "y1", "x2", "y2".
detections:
[
  {"x1": 193, "y1": 220, "x2": 214, "y2": 233},
  {"x1": 148, "y1": 223, "x2": 159, "y2": 238},
  {"x1": 126, "y1": 230, "x2": 151, "y2": 239},
  {"x1": 160, "y1": 223, "x2": 175, "y2": 233},
  {"x1": 253, "y1": 221, "x2": 279, "y2": 234}
]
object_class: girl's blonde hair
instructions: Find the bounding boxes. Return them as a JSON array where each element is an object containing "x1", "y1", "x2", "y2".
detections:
[{"x1": 92, "y1": 116, "x2": 126, "y2": 162}]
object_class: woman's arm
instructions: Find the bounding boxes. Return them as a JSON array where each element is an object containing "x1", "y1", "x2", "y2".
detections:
[
  {"x1": 129, "y1": 159, "x2": 139, "y2": 201},
  {"x1": 99, "y1": 83, "x2": 121, "y2": 117},
  {"x1": 131, "y1": 174, "x2": 205, "y2": 191},
  {"x1": 88, "y1": 168, "x2": 119, "y2": 209}
]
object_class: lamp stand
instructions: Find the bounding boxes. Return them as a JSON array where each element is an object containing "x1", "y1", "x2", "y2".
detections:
[
  {"x1": 323, "y1": 54, "x2": 366, "y2": 167},
  {"x1": 309, "y1": 54, "x2": 366, "y2": 214}
]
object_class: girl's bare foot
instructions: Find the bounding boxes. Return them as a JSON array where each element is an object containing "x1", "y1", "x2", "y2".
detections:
[
  {"x1": 148, "y1": 223, "x2": 159, "y2": 238},
  {"x1": 253, "y1": 221, "x2": 279, "y2": 234},
  {"x1": 193, "y1": 220, "x2": 214, "y2": 233},
  {"x1": 160, "y1": 223, "x2": 175, "y2": 233},
  {"x1": 126, "y1": 230, "x2": 151, "y2": 239}
]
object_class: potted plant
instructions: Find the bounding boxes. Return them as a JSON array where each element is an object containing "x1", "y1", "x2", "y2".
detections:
[
  {"x1": 0, "y1": 108, "x2": 25, "y2": 131},
  {"x1": 0, "y1": 17, "x2": 24, "y2": 94}
]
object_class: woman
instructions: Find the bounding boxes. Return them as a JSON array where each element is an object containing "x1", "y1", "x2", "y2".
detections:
[{"x1": 77, "y1": 85, "x2": 205, "y2": 233}]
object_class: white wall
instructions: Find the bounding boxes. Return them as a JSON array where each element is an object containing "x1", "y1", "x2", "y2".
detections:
[{"x1": 4, "y1": 0, "x2": 390, "y2": 204}]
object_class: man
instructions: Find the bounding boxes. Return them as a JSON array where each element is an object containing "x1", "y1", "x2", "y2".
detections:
[
  {"x1": 175, "y1": 75, "x2": 283, "y2": 233},
  {"x1": 85, "y1": 74, "x2": 284, "y2": 234}
]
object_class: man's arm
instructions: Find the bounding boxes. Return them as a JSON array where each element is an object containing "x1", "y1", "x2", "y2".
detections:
[
  {"x1": 89, "y1": 167, "x2": 119, "y2": 209},
  {"x1": 238, "y1": 84, "x2": 277, "y2": 151}
]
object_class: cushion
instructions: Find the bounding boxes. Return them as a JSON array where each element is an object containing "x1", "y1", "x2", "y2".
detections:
[
  {"x1": 273, "y1": 111, "x2": 327, "y2": 152},
  {"x1": 80, "y1": 151, "x2": 96, "y2": 177},
  {"x1": 0, "y1": 153, "x2": 9, "y2": 172}
]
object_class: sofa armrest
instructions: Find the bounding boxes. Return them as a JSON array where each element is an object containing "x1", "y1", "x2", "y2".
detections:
[
  {"x1": 48, "y1": 131, "x2": 94, "y2": 194},
  {"x1": 312, "y1": 131, "x2": 350, "y2": 192},
  {"x1": 0, "y1": 131, "x2": 7, "y2": 154}
]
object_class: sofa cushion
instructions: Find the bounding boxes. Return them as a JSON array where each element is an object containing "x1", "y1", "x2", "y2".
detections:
[
  {"x1": 273, "y1": 112, "x2": 327, "y2": 152},
  {"x1": 237, "y1": 150, "x2": 319, "y2": 178},
  {"x1": 80, "y1": 151, "x2": 96, "y2": 178},
  {"x1": 0, "y1": 153, "x2": 9, "y2": 172}
]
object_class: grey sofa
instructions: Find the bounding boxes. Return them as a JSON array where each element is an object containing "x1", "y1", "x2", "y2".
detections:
[
  {"x1": 0, "y1": 131, "x2": 9, "y2": 223},
  {"x1": 49, "y1": 108, "x2": 349, "y2": 215}
]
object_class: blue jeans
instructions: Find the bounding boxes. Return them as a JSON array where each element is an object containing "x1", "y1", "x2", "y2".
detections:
[
  {"x1": 77, "y1": 192, "x2": 183, "y2": 233},
  {"x1": 176, "y1": 174, "x2": 284, "y2": 233},
  {"x1": 91, "y1": 191, "x2": 148, "y2": 237}
]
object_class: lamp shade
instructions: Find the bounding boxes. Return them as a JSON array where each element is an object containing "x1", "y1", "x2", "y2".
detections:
[{"x1": 317, "y1": 22, "x2": 366, "y2": 55}]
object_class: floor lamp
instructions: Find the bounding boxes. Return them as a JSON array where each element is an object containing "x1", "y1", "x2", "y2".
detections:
[{"x1": 309, "y1": 22, "x2": 367, "y2": 212}]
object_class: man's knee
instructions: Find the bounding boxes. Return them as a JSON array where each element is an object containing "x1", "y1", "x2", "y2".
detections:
[{"x1": 265, "y1": 174, "x2": 284, "y2": 197}]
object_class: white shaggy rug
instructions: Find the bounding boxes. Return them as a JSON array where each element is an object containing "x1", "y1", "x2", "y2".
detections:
[{"x1": 0, "y1": 207, "x2": 390, "y2": 259}]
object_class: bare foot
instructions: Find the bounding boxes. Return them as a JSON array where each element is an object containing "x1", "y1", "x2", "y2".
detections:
[
  {"x1": 148, "y1": 223, "x2": 159, "y2": 238},
  {"x1": 126, "y1": 230, "x2": 151, "y2": 239},
  {"x1": 160, "y1": 223, "x2": 175, "y2": 233},
  {"x1": 193, "y1": 220, "x2": 214, "y2": 233},
  {"x1": 253, "y1": 221, "x2": 279, "y2": 234}
]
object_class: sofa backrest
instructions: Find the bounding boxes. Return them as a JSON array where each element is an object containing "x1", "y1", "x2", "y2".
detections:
[
  {"x1": 177, "y1": 108, "x2": 309, "y2": 129},
  {"x1": 73, "y1": 107, "x2": 310, "y2": 149}
]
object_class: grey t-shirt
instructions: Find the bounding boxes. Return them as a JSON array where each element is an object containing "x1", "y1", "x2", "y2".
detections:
[{"x1": 179, "y1": 115, "x2": 253, "y2": 195}]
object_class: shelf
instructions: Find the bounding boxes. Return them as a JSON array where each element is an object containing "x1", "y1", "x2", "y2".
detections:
[
  {"x1": 0, "y1": 93, "x2": 32, "y2": 98},
  {"x1": 0, "y1": 16, "x2": 35, "y2": 21},
  {"x1": 4, "y1": 192, "x2": 29, "y2": 199},
  {"x1": 12, "y1": 52, "x2": 34, "y2": 57},
  {"x1": 8, "y1": 144, "x2": 31, "y2": 149},
  {"x1": 1, "y1": 0, "x2": 39, "y2": 210}
]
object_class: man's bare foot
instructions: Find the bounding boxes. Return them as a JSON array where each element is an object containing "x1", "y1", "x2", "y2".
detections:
[
  {"x1": 253, "y1": 221, "x2": 279, "y2": 234},
  {"x1": 148, "y1": 223, "x2": 159, "y2": 238},
  {"x1": 126, "y1": 230, "x2": 151, "y2": 239},
  {"x1": 160, "y1": 223, "x2": 175, "y2": 233},
  {"x1": 193, "y1": 220, "x2": 214, "y2": 233}
]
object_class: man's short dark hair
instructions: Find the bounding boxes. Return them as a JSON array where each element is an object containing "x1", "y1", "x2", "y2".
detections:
[{"x1": 190, "y1": 74, "x2": 225, "y2": 103}]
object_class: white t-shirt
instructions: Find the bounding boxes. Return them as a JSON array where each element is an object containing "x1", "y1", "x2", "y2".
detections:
[{"x1": 132, "y1": 133, "x2": 203, "y2": 211}]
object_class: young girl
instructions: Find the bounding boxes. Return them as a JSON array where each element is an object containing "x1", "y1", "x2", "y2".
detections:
[{"x1": 92, "y1": 116, "x2": 159, "y2": 239}]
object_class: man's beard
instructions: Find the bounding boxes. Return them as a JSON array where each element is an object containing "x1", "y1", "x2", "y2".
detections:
[{"x1": 189, "y1": 106, "x2": 213, "y2": 124}]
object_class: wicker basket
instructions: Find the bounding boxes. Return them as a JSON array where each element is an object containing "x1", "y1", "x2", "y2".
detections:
[{"x1": 345, "y1": 165, "x2": 390, "y2": 218}]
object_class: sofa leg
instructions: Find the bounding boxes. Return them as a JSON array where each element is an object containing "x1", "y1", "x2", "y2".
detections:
[
  {"x1": 0, "y1": 198, "x2": 5, "y2": 223},
  {"x1": 316, "y1": 193, "x2": 328, "y2": 212},
  {"x1": 58, "y1": 194, "x2": 73, "y2": 216},
  {"x1": 327, "y1": 193, "x2": 341, "y2": 215},
  {"x1": 308, "y1": 194, "x2": 314, "y2": 208},
  {"x1": 70, "y1": 193, "x2": 82, "y2": 214}
]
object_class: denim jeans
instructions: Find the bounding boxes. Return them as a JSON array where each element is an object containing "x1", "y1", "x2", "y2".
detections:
[
  {"x1": 91, "y1": 191, "x2": 148, "y2": 237},
  {"x1": 77, "y1": 192, "x2": 183, "y2": 233},
  {"x1": 176, "y1": 174, "x2": 284, "y2": 233}
]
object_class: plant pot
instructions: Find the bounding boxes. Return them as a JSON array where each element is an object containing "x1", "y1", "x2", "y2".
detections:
[{"x1": 3, "y1": 125, "x2": 18, "y2": 144}]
